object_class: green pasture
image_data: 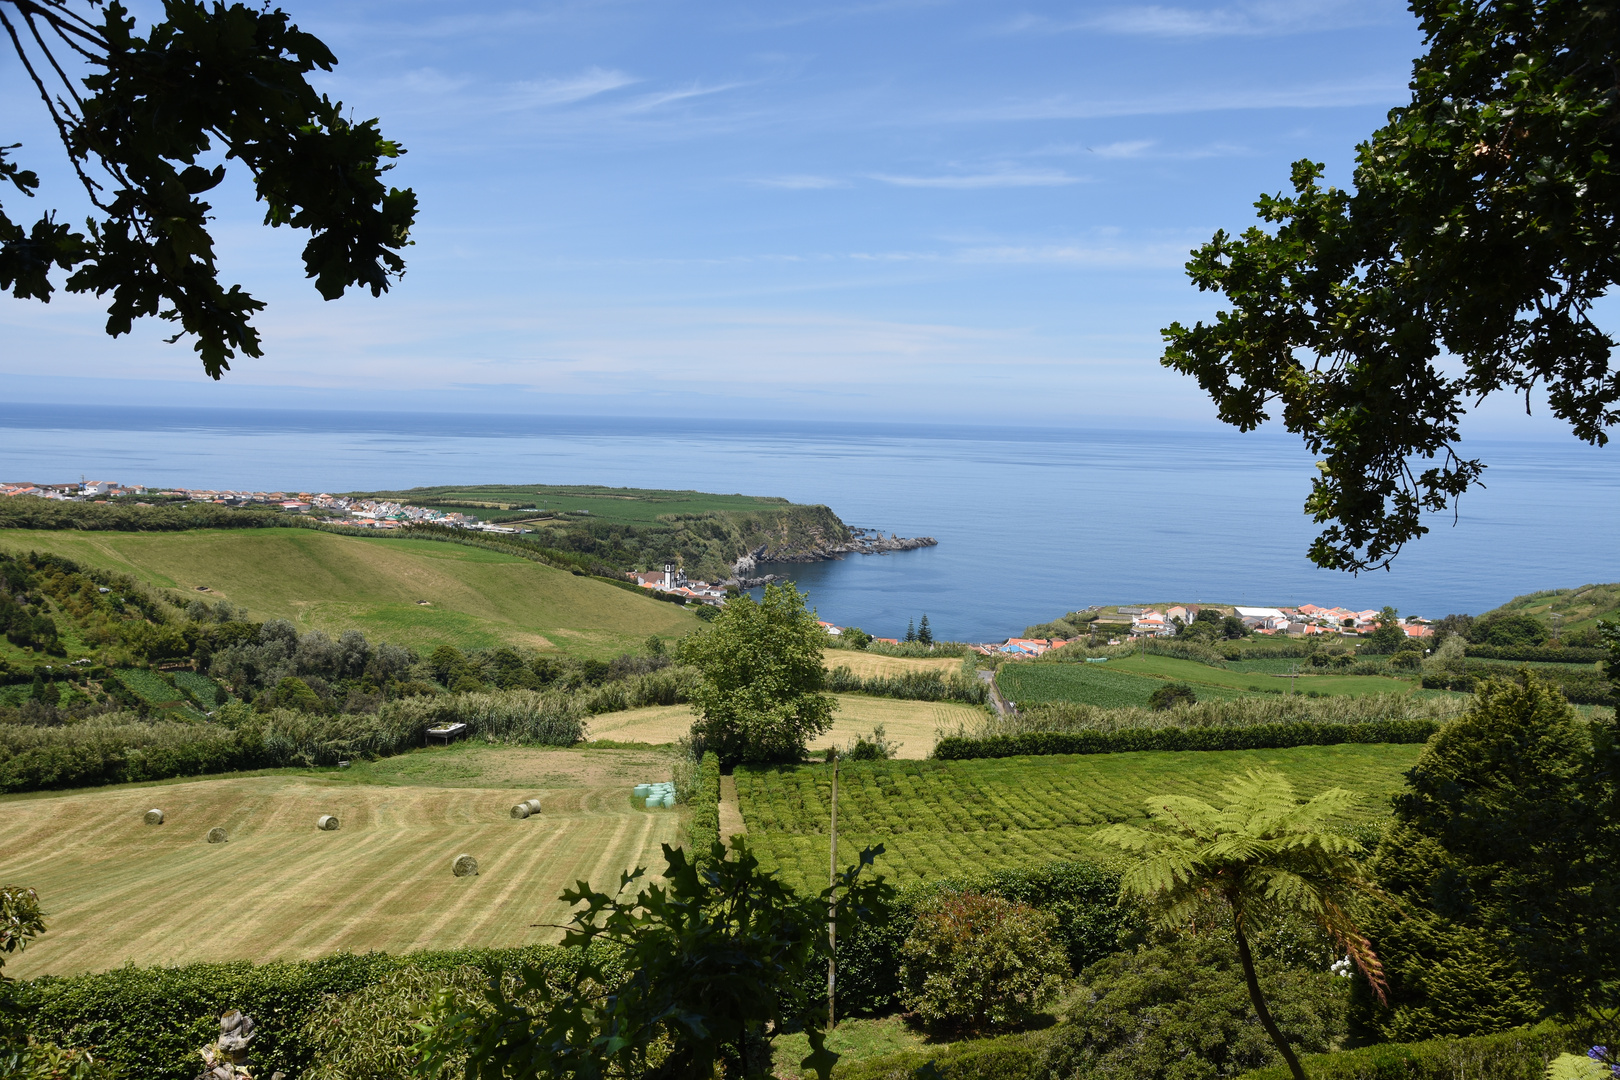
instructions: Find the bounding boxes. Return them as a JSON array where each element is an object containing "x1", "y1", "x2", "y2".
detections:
[
  {"x1": 352, "y1": 484, "x2": 796, "y2": 526},
  {"x1": 0, "y1": 528, "x2": 698, "y2": 657},
  {"x1": 1486, "y1": 581, "x2": 1620, "y2": 634},
  {"x1": 1106, "y1": 654, "x2": 1417, "y2": 696},
  {"x1": 997, "y1": 655, "x2": 1419, "y2": 707},
  {"x1": 734, "y1": 743, "x2": 1421, "y2": 892}
]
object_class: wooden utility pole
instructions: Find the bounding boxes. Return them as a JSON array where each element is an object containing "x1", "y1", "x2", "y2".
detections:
[{"x1": 828, "y1": 752, "x2": 838, "y2": 1031}]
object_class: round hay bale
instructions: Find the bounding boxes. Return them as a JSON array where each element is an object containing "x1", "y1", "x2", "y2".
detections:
[
  {"x1": 316, "y1": 815, "x2": 340, "y2": 831},
  {"x1": 451, "y1": 853, "x2": 479, "y2": 877},
  {"x1": 144, "y1": 809, "x2": 164, "y2": 825},
  {"x1": 522, "y1": 798, "x2": 542, "y2": 815},
  {"x1": 206, "y1": 827, "x2": 228, "y2": 844},
  {"x1": 509, "y1": 803, "x2": 531, "y2": 820}
]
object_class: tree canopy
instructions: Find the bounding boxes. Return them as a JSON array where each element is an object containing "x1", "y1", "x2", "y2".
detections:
[
  {"x1": 1162, "y1": 0, "x2": 1618, "y2": 571},
  {"x1": 0, "y1": 0, "x2": 417, "y2": 375}
]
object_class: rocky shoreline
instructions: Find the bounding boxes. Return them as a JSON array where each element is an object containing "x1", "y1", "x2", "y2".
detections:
[{"x1": 729, "y1": 526, "x2": 937, "y2": 585}]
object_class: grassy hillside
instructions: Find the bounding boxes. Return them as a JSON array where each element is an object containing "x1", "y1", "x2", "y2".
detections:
[
  {"x1": 0, "y1": 744, "x2": 683, "y2": 978},
  {"x1": 735, "y1": 743, "x2": 1421, "y2": 893},
  {"x1": 0, "y1": 528, "x2": 699, "y2": 657},
  {"x1": 1483, "y1": 582, "x2": 1620, "y2": 634}
]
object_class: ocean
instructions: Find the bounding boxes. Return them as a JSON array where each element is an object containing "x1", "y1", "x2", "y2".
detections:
[{"x1": 1, "y1": 403, "x2": 1615, "y2": 642}]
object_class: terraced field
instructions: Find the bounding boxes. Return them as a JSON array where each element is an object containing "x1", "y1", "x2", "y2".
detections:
[
  {"x1": 0, "y1": 744, "x2": 683, "y2": 978},
  {"x1": 734, "y1": 744, "x2": 1422, "y2": 892}
]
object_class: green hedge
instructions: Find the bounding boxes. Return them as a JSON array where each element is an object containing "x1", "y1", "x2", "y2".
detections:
[
  {"x1": 1464, "y1": 644, "x2": 1607, "y2": 664},
  {"x1": 1237, "y1": 1021, "x2": 1587, "y2": 1080},
  {"x1": 1422, "y1": 666, "x2": 1611, "y2": 705},
  {"x1": 688, "y1": 751, "x2": 721, "y2": 856},
  {"x1": 2, "y1": 944, "x2": 591, "y2": 1080},
  {"x1": 828, "y1": 1031, "x2": 1051, "y2": 1080},
  {"x1": 932, "y1": 719, "x2": 1440, "y2": 760}
]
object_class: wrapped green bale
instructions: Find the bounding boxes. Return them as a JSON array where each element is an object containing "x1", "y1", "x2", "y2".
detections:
[
  {"x1": 206, "y1": 827, "x2": 227, "y2": 844},
  {"x1": 144, "y1": 809, "x2": 164, "y2": 825},
  {"x1": 316, "y1": 815, "x2": 340, "y2": 831},
  {"x1": 451, "y1": 853, "x2": 479, "y2": 877}
]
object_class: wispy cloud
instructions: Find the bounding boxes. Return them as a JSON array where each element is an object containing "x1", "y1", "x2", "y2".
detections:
[
  {"x1": 871, "y1": 169, "x2": 1085, "y2": 189},
  {"x1": 1090, "y1": 140, "x2": 1155, "y2": 159},
  {"x1": 1003, "y1": 1, "x2": 1388, "y2": 38},
  {"x1": 749, "y1": 175, "x2": 849, "y2": 189},
  {"x1": 952, "y1": 77, "x2": 1407, "y2": 122},
  {"x1": 501, "y1": 67, "x2": 637, "y2": 110}
]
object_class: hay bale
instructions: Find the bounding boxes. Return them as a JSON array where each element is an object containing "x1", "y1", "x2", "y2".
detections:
[
  {"x1": 451, "y1": 853, "x2": 479, "y2": 877},
  {"x1": 144, "y1": 809, "x2": 164, "y2": 825},
  {"x1": 316, "y1": 815, "x2": 340, "y2": 831},
  {"x1": 206, "y1": 827, "x2": 228, "y2": 844},
  {"x1": 509, "y1": 803, "x2": 531, "y2": 820},
  {"x1": 522, "y1": 798, "x2": 542, "y2": 815}
]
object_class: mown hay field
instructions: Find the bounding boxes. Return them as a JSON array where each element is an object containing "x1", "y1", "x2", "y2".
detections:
[
  {"x1": 823, "y1": 653, "x2": 965, "y2": 679},
  {"x1": 0, "y1": 528, "x2": 697, "y2": 657},
  {"x1": 734, "y1": 743, "x2": 1422, "y2": 892},
  {"x1": 0, "y1": 745, "x2": 683, "y2": 978},
  {"x1": 585, "y1": 694, "x2": 983, "y2": 758}
]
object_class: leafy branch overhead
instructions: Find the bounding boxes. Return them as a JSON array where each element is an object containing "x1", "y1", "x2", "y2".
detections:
[
  {"x1": 1162, "y1": 0, "x2": 1618, "y2": 571},
  {"x1": 0, "y1": 0, "x2": 417, "y2": 376}
]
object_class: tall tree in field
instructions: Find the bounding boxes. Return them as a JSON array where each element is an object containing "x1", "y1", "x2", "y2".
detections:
[
  {"x1": 1162, "y1": 0, "x2": 1619, "y2": 571},
  {"x1": 917, "y1": 614, "x2": 933, "y2": 646},
  {"x1": 1096, "y1": 770, "x2": 1387, "y2": 1080},
  {"x1": 1356, "y1": 673, "x2": 1619, "y2": 1040},
  {"x1": 1, "y1": 0, "x2": 417, "y2": 375},
  {"x1": 681, "y1": 583, "x2": 837, "y2": 767}
]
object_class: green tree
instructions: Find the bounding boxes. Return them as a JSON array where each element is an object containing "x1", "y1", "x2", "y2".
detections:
[
  {"x1": 1161, "y1": 0, "x2": 1619, "y2": 571},
  {"x1": 1357, "y1": 672, "x2": 1617, "y2": 1040},
  {"x1": 1222, "y1": 615, "x2": 1248, "y2": 640},
  {"x1": 1095, "y1": 770, "x2": 1387, "y2": 1080},
  {"x1": 1471, "y1": 612, "x2": 1552, "y2": 648},
  {"x1": 1, "y1": 0, "x2": 416, "y2": 375},
  {"x1": 680, "y1": 582, "x2": 837, "y2": 767},
  {"x1": 905, "y1": 619, "x2": 917, "y2": 643},
  {"x1": 1363, "y1": 607, "x2": 1410, "y2": 655},
  {"x1": 1146, "y1": 683, "x2": 1197, "y2": 711},
  {"x1": 415, "y1": 840, "x2": 893, "y2": 1080},
  {"x1": 917, "y1": 615, "x2": 933, "y2": 647},
  {"x1": 899, "y1": 892, "x2": 1070, "y2": 1033}
]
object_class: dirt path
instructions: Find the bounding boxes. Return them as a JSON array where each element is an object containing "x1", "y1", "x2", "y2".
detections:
[{"x1": 718, "y1": 774, "x2": 747, "y2": 843}]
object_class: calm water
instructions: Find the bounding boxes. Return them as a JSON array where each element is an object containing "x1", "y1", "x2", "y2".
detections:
[{"x1": 1, "y1": 404, "x2": 1615, "y2": 642}]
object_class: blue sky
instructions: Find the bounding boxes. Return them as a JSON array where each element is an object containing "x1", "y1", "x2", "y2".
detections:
[{"x1": 7, "y1": 0, "x2": 1560, "y2": 430}]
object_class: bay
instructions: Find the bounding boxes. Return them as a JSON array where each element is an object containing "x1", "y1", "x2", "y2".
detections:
[{"x1": 0, "y1": 403, "x2": 1614, "y2": 642}]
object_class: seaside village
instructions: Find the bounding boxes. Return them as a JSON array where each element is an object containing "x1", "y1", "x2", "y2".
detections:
[{"x1": 0, "y1": 480, "x2": 526, "y2": 535}]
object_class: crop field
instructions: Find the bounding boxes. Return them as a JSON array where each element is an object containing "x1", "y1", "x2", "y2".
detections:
[
  {"x1": 1106, "y1": 655, "x2": 1417, "y2": 697},
  {"x1": 998, "y1": 655, "x2": 1419, "y2": 708},
  {"x1": 995, "y1": 664, "x2": 1186, "y2": 708},
  {"x1": 824, "y1": 652, "x2": 965, "y2": 679},
  {"x1": 0, "y1": 528, "x2": 697, "y2": 657},
  {"x1": 171, "y1": 670, "x2": 227, "y2": 708},
  {"x1": 734, "y1": 744, "x2": 1422, "y2": 892},
  {"x1": 0, "y1": 744, "x2": 684, "y2": 978},
  {"x1": 585, "y1": 695, "x2": 981, "y2": 759}
]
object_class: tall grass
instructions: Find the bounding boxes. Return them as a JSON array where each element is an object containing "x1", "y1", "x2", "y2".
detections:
[{"x1": 826, "y1": 666, "x2": 989, "y2": 705}]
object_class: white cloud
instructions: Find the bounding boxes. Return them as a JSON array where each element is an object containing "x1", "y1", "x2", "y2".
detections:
[
  {"x1": 953, "y1": 77, "x2": 1408, "y2": 122},
  {"x1": 1090, "y1": 140, "x2": 1155, "y2": 159},
  {"x1": 1003, "y1": 1, "x2": 1390, "y2": 39},
  {"x1": 502, "y1": 67, "x2": 637, "y2": 110},
  {"x1": 871, "y1": 169, "x2": 1085, "y2": 189}
]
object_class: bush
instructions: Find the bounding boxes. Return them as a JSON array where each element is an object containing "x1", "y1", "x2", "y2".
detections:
[
  {"x1": 829, "y1": 1031, "x2": 1053, "y2": 1080},
  {"x1": 1044, "y1": 935, "x2": 1346, "y2": 1080},
  {"x1": 900, "y1": 894, "x2": 1069, "y2": 1033},
  {"x1": 1146, "y1": 683, "x2": 1196, "y2": 710},
  {"x1": 1236, "y1": 1020, "x2": 1588, "y2": 1080},
  {"x1": 687, "y1": 751, "x2": 721, "y2": 856},
  {"x1": 932, "y1": 719, "x2": 1440, "y2": 761},
  {"x1": 1464, "y1": 644, "x2": 1608, "y2": 664}
]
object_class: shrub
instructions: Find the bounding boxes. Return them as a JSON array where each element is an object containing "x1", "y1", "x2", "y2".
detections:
[
  {"x1": 1146, "y1": 683, "x2": 1197, "y2": 710},
  {"x1": 1236, "y1": 1020, "x2": 1588, "y2": 1080},
  {"x1": 1043, "y1": 935, "x2": 1346, "y2": 1080},
  {"x1": 1464, "y1": 644, "x2": 1607, "y2": 664},
  {"x1": 899, "y1": 893, "x2": 1069, "y2": 1033},
  {"x1": 828, "y1": 1031, "x2": 1053, "y2": 1080}
]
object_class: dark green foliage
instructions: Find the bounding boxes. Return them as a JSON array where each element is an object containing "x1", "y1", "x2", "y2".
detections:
[
  {"x1": 1358, "y1": 674, "x2": 1618, "y2": 1040},
  {"x1": 906, "y1": 620, "x2": 917, "y2": 644},
  {"x1": 932, "y1": 720, "x2": 1439, "y2": 761},
  {"x1": 824, "y1": 666, "x2": 989, "y2": 705},
  {"x1": 1147, "y1": 683, "x2": 1197, "y2": 711},
  {"x1": 3, "y1": 0, "x2": 415, "y2": 373},
  {"x1": 687, "y1": 752, "x2": 722, "y2": 858},
  {"x1": 1236, "y1": 1020, "x2": 1590, "y2": 1080},
  {"x1": 824, "y1": 1031, "x2": 1052, "y2": 1080},
  {"x1": 416, "y1": 840, "x2": 893, "y2": 1080},
  {"x1": 918, "y1": 616, "x2": 934, "y2": 647},
  {"x1": 1160, "y1": 2, "x2": 1620, "y2": 571},
  {"x1": 0, "y1": 497, "x2": 290, "y2": 532},
  {"x1": 1043, "y1": 936, "x2": 1347, "y2": 1080},
  {"x1": 900, "y1": 893, "x2": 1070, "y2": 1033},
  {"x1": 1462, "y1": 644, "x2": 1607, "y2": 664},
  {"x1": 1466, "y1": 613, "x2": 1551, "y2": 649},
  {"x1": 830, "y1": 863, "x2": 1130, "y2": 1019},
  {"x1": 1419, "y1": 662, "x2": 1611, "y2": 704},
  {"x1": 1361, "y1": 610, "x2": 1411, "y2": 655},
  {"x1": 4, "y1": 945, "x2": 590, "y2": 1080}
]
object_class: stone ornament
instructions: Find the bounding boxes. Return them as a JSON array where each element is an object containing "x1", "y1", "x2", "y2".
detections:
[{"x1": 197, "y1": 1009, "x2": 256, "y2": 1080}]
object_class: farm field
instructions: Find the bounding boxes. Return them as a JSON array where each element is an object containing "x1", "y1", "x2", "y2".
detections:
[
  {"x1": 824, "y1": 652, "x2": 964, "y2": 679},
  {"x1": 734, "y1": 744, "x2": 1423, "y2": 892},
  {"x1": 0, "y1": 744, "x2": 683, "y2": 978},
  {"x1": 353, "y1": 485, "x2": 798, "y2": 526},
  {"x1": 997, "y1": 655, "x2": 1419, "y2": 708},
  {"x1": 0, "y1": 528, "x2": 697, "y2": 656},
  {"x1": 585, "y1": 694, "x2": 982, "y2": 759}
]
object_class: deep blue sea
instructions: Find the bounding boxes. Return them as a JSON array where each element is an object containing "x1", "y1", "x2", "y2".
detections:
[{"x1": 1, "y1": 403, "x2": 1615, "y2": 642}]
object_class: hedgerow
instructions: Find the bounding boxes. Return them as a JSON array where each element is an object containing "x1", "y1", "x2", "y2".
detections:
[
  {"x1": 687, "y1": 751, "x2": 721, "y2": 859},
  {"x1": 932, "y1": 720, "x2": 1440, "y2": 760},
  {"x1": 825, "y1": 666, "x2": 989, "y2": 705},
  {"x1": 953, "y1": 693, "x2": 1465, "y2": 738},
  {"x1": 1236, "y1": 1020, "x2": 1589, "y2": 1080},
  {"x1": 1463, "y1": 644, "x2": 1608, "y2": 664}
]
